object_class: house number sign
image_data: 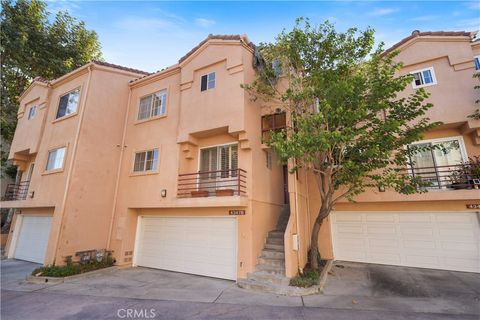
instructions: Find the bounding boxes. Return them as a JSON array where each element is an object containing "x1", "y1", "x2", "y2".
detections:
[
  {"x1": 466, "y1": 204, "x2": 480, "y2": 209},
  {"x1": 229, "y1": 210, "x2": 245, "y2": 216}
]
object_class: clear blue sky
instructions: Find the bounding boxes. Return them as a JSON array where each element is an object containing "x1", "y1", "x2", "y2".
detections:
[{"x1": 46, "y1": 1, "x2": 480, "y2": 73}]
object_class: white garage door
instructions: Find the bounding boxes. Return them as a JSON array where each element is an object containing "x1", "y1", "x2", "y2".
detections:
[
  {"x1": 135, "y1": 217, "x2": 237, "y2": 280},
  {"x1": 331, "y1": 211, "x2": 480, "y2": 273},
  {"x1": 14, "y1": 215, "x2": 52, "y2": 264}
]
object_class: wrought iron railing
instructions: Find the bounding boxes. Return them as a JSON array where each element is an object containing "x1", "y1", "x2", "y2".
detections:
[
  {"x1": 407, "y1": 164, "x2": 480, "y2": 190},
  {"x1": 3, "y1": 181, "x2": 30, "y2": 201},
  {"x1": 177, "y1": 169, "x2": 247, "y2": 198}
]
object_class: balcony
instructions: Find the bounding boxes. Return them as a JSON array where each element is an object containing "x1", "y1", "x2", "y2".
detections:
[
  {"x1": 408, "y1": 163, "x2": 480, "y2": 190},
  {"x1": 2, "y1": 181, "x2": 30, "y2": 201},
  {"x1": 177, "y1": 169, "x2": 246, "y2": 198}
]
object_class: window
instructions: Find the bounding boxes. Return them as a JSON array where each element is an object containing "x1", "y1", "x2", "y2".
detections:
[
  {"x1": 200, "y1": 72, "x2": 215, "y2": 91},
  {"x1": 411, "y1": 67, "x2": 436, "y2": 88},
  {"x1": 133, "y1": 149, "x2": 159, "y2": 172},
  {"x1": 28, "y1": 105, "x2": 37, "y2": 120},
  {"x1": 46, "y1": 147, "x2": 66, "y2": 171},
  {"x1": 200, "y1": 144, "x2": 238, "y2": 180},
  {"x1": 56, "y1": 88, "x2": 80, "y2": 119},
  {"x1": 475, "y1": 56, "x2": 480, "y2": 70},
  {"x1": 407, "y1": 137, "x2": 466, "y2": 189},
  {"x1": 261, "y1": 112, "x2": 287, "y2": 142},
  {"x1": 137, "y1": 90, "x2": 167, "y2": 120},
  {"x1": 266, "y1": 150, "x2": 272, "y2": 169}
]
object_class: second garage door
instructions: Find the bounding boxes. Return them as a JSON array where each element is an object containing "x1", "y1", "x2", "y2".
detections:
[
  {"x1": 135, "y1": 216, "x2": 237, "y2": 280},
  {"x1": 331, "y1": 211, "x2": 480, "y2": 273}
]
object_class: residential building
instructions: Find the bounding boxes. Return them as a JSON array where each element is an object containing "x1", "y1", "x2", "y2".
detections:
[{"x1": 1, "y1": 31, "x2": 479, "y2": 285}]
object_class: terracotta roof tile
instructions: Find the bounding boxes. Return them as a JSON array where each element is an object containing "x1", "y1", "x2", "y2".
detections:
[
  {"x1": 383, "y1": 30, "x2": 474, "y2": 55},
  {"x1": 178, "y1": 34, "x2": 254, "y2": 63},
  {"x1": 33, "y1": 76, "x2": 49, "y2": 84},
  {"x1": 91, "y1": 59, "x2": 150, "y2": 75}
]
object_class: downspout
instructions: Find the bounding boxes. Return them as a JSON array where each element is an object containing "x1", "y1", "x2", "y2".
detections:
[
  {"x1": 106, "y1": 87, "x2": 133, "y2": 249},
  {"x1": 52, "y1": 65, "x2": 93, "y2": 263}
]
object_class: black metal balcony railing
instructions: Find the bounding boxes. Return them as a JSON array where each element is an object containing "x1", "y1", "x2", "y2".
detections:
[
  {"x1": 177, "y1": 169, "x2": 247, "y2": 198},
  {"x1": 3, "y1": 181, "x2": 30, "y2": 201},
  {"x1": 407, "y1": 164, "x2": 480, "y2": 190}
]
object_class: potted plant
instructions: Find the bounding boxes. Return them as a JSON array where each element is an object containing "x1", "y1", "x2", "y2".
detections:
[
  {"x1": 215, "y1": 188, "x2": 234, "y2": 196},
  {"x1": 191, "y1": 190, "x2": 209, "y2": 197}
]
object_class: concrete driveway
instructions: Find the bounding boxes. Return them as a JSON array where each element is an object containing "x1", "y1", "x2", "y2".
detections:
[{"x1": 1, "y1": 259, "x2": 479, "y2": 319}]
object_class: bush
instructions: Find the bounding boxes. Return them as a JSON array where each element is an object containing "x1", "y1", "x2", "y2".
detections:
[
  {"x1": 32, "y1": 256, "x2": 114, "y2": 277},
  {"x1": 289, "y1": 269, "x2": 320, "y2": 288}
]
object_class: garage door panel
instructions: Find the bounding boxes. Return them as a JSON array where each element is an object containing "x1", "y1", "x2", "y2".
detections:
[
  {"x1": 332, "y1": 211, "x2": 480, "y2": 273},
  {"x1": 136, "y1": 217, "x2": 236, "y2": 280},
  {"x1": 14, "y1": 216, "x2": 52, "y2": 264}
]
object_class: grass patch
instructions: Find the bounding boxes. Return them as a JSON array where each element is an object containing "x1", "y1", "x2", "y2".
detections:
[
  {"x1": 289, "y1": 269, "x2": 320, "y2": 288},
  {"x1": 32, "y1": 256, "x2": 114, "y2": 278}
]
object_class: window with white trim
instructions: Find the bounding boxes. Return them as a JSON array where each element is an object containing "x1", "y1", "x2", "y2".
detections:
[
  {"x1": 200, "y1": 72, "x2": 215, "y2": 91},
  {"x1": 28, "y1": 105, "x2": 37, "y2": 120},
  {"x1": 200, "y1": 144, "x2": 238, "y2": 179},
  {"x1": 137, "y1": 90, "x2": 167, "y2": 120},
  {"x1": 46, "y1": 147, "x2": 66, "y2": 171},
  {"x1": 411, "y1": 67, "x2": 436, "y2": 88},
  {"x1": 133, "y1": 149, "x2": 159, "y2": 172},
  {"x1": 56, "y1": 88, "x2": 80, "y2": 119},
  {"x1": 474, "y1": 56, "x2": 480, "y2": 70}
]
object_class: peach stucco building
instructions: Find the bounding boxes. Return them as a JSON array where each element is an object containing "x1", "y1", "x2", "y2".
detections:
[{"x1": 2, "y1": 31, "x2": 479, "y2": 283}]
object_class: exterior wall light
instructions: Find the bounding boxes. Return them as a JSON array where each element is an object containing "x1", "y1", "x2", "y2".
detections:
[{"x1": 161, "y1": 189, "x2": 167, "y2": 198}]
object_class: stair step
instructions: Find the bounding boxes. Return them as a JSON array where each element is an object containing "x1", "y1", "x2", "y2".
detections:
[
  {"x1": 265, "y1": 243, "x2": 284, "y2": 251},
  {"x1": 268, "y1": 231, "x2": 284, "y2": 239},
  {"x1": 266, "y1": 237, "x2": 284, "y2": 245},
  {"x1": 258, "y1": 257, "x2": 285, "y2": 267},
  {"x1": 247, "y1": 272, "x2": 290, "y2": 286},
  {"x1": 256, "y1": 264, "x2": 285, "y2": 275},
  {"x1": 237, "y1": 279, "x2": 285, "y2": 294},
  {"x1": 261, "y1": 249, "x2": 285, "y2": 259}
]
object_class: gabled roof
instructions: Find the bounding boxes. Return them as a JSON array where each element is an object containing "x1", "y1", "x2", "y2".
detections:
[
  {"x1": 91, "y1": 60, "x2": 150, "y2": 76},
  {"x1": 383, "y1": 30, "x2": 476, "y2": 55},
  {"x1": 178, "y1": 34, "x2": 254, "y2": 64}
]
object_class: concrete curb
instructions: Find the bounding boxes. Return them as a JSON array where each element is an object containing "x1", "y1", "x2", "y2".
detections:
[{"x1": 26, "y1": 266, "x2": 118, "y2": 284}]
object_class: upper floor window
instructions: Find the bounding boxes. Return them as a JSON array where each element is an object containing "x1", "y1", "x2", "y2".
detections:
[
  {"x1": 201, "y1": 72, "x2": 215, "y2": 91},
  {"x1": 138, "y1": 90, "x2": 167, "y2": 121},
  {"x1": 474, "y1": 56, "x2": 480, "y2": 70},
  {"x1": 200, "y1": 144, "x2": 238, "y2": 179},
  {"x1": 56, "y1": 88, "x2": 80, "y2": 119},
  {"x1": 261, "y1": 112, "x2": 286, "y2": 142},
  {"x1": 411, "y1": 67, "x2": 436, "y2": 89},
  {"x1": 133, "y1": 149, "x2": 159, "y2": 172},
  {"x1": 28, "y1": 105, "x2": 37, "y2": 120},
  {"x1": 46, "y1": 147, "x2": 66, "y2": 171}
]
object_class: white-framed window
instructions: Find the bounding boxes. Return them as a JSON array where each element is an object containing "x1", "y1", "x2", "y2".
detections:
[
  {"x1": 199, "y1": 144, "x2": 238, "y2": 179},
  {"x1": 28, "y1": 105, "x2": 37, "y2": 120},
  {"x1": 474, "y1": 56, "x2": 480, "y2": 70},
  {"x1": 46, "y1": 147, "x2": 66, "y2": 171},
  {"x1": 411, "y1": 67, "x2": 437, "y2": 89},
  {"x1": 133, "y1": 149, "x2": 159, "y2": 172},
  {"x1": 56, "y1": 88, "x2": 80, "y2": 119},
  {"x1": 200, "y1": 72, "x2": 215, "y2": 91},
  {"x1": 137, "y1": 90, "x2": 167, "y2": 120},
  {"x1": 407, "y1": 136, "x2": 467, "y2": 189}
]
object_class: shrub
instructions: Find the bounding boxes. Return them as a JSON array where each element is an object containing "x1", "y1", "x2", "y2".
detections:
[
  {"x1": 32, "y1": 255, "x2": 114, "y2": 277},
  {"x1": 289, "y1": 269, "x2": 320, "y2": 288}
]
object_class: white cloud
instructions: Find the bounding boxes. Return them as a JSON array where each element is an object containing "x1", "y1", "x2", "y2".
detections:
[
  {"x1": 410, "y1": 15, "x2": 439, "y2": 22},
  {"x1": 465, "y1": 1, "x2": 480, "y2": 10},
  {"x1": 369, "y1": 8, "x2": 399, "y2": 17},
  {"x1": 195, "y1": 18, "x2": 216, "y2": 27}
]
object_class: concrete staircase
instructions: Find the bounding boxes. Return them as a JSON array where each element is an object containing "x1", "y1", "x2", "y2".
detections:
[{"x1": 237, "y1": 204, "x2": 293, "y2": 294}]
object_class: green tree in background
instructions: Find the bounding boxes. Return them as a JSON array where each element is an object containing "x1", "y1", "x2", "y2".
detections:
[
  {"x1": 243, "y1": 19, "x2": 439, "y2": 270},
  {"x1": 1, "y1": 0, "x2": 102, "y2": 177}
]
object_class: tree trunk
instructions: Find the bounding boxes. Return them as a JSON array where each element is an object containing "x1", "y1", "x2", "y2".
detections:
[{"x1": 309, "y1": 205, "x2": 331, "y2": 270}]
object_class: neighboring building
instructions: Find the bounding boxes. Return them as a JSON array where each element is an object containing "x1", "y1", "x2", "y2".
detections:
[{"x1": 1, "y1": 31, "x2": 479, "y2": 285}]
